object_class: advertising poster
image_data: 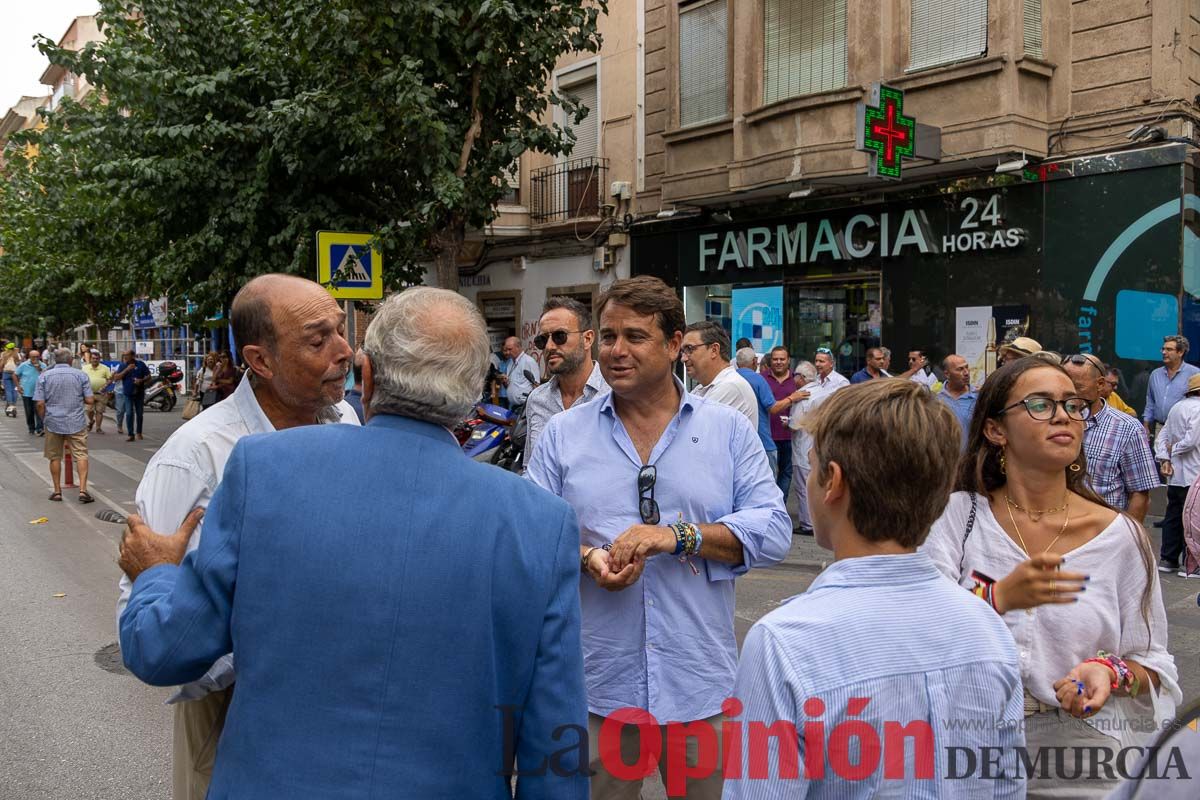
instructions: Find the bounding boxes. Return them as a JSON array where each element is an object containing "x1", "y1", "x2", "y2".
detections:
[
  {"x1": 956, "y1": 306, "x2": 992, "y2": 388},
  {"x1": 731, "y1": 286, "x2": 784, "y2": 358}
]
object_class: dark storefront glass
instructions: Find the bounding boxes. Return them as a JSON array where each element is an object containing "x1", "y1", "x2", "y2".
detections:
[{"x1": 632, "y1": 158, "x2": 1193, "y2": 411}]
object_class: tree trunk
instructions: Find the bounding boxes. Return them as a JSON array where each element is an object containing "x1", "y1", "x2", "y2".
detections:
[{"x1": 431, "y1": 219, "x2": 466, "y2": 292}]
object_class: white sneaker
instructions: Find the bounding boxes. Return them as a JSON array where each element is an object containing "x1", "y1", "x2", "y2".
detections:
[{"x1": 1178, "y1": 569, "x2": 1200, "y2": 579}]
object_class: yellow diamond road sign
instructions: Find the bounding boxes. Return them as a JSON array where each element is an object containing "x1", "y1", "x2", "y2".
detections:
[{"x1": 316, "y1": 231, "x2": 383, "y2": 300}]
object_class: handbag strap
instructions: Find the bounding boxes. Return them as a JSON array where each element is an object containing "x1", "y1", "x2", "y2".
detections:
[{"x1": 957, "y1": 491, "x2": 978, "y2": 575}]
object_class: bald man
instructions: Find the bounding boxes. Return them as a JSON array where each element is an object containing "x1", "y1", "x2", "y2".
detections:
[
  {"x1": 500, "y1": 335, "x2": 540, "y2": 409},
  {"x1": 117, "y1": 274, "x2": 360, "y2": 800}
]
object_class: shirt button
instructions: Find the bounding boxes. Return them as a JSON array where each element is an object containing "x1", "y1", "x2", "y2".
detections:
[
  {"x1": 647, "y1": 599, "x2": 654, "y2": 607},
  {"x1": 647, "y1": 643, "x2": 654, "y2": 650},
  {"x1": 1025, "y1": 609, "x2": 1034, "y2": 616},
  {"x1": 1021, "y1": 651, "x2": 1029, "y2": 659}
]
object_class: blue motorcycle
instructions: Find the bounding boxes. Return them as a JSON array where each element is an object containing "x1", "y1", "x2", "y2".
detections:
[{"x1": 457, "y1": 403, "x2": 515, "y2": 462}]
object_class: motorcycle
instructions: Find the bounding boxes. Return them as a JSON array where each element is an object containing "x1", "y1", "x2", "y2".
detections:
[
  {"x1": 456, "y1": 403, "x2": 515, "y2": 463},
  {"x1": 144, "y1": 362, "x2": 183, "y2": 412}
]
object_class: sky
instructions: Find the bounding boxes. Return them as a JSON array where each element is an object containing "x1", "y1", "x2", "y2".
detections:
[{"x1": 0, "y1": 1, "x2": 99, "y2": 111}]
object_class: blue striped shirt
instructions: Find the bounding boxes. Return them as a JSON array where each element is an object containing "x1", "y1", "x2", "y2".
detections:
[
  {"x1": 726, "y1": 552, "x2": 1025, "y2": 799},
  {"x1": 32, "y1": 364, "x2": 92, "y2": 435},
  {"x1": 1144, "y1": 363, "x2": 1200, "y2": 425}
]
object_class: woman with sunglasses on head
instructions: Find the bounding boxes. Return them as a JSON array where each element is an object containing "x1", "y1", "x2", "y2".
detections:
[{"x1": 922, "y1": 357, "x2": 1180, "y2": 798}]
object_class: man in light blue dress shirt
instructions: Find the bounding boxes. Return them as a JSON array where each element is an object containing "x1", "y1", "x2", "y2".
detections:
[
  {"x1": 1144, "y1": 334, "x2": 1200, "y2": 435},
  {"x1": 527, "y1": 276, "x2": 792, "y2": 800},
  {"x1": 726, "y1": 379, "x2": 1024, "y2": 799}
]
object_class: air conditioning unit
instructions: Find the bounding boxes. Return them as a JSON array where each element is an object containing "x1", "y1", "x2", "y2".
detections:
[{"x1": 592, "y1": 246, "x2": 609, "y2": 272}]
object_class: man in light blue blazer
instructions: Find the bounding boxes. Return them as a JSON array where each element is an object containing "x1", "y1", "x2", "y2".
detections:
[{"x1": 118, "y1": 287, "x2": 588, "y2": 800}]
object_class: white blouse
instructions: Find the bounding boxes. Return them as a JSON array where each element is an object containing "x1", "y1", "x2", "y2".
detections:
[{"x1": 921, "y1": 491, "x2": 1181, "y2": 748}]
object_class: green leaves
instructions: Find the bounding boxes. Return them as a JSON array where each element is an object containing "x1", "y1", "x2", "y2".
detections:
[{"x1": 0, "y1": 0, "x2": 606, "y2": 331}]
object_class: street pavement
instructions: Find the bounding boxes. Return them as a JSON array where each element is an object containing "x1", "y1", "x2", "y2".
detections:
[{"x1": 0, "y1": 406, "x2": 1197, "y2": 799}]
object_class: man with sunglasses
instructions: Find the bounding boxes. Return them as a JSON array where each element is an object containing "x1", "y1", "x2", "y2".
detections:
[
  {"x1": 1062, "y1": 353, "x2": 1157, "y2": 521},
  {"x1": 526, "y1": 276, "x2": 791, "y2": 799},
  {"x1": 525, "y1": 297, "x2": 608, "y2": 458}
]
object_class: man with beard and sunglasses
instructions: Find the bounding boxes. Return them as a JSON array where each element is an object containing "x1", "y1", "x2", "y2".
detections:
[
  {"x1": 525, "y1": 296, "x2": 609, "y2": 458},
  {"x1": 115, "y1": 274, "x2": 359, "y2": 800},
  {"x1": 526, "y1": 276, "x2": 791, "y2": 799}
]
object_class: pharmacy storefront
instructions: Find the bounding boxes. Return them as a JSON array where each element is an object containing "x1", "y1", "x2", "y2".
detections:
[{"x1": 631, "y1": 146, "x2": 1199, "y2": 411}]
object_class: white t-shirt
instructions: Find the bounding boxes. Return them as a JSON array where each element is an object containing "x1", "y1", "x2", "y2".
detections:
[
  {"x1": 921, "y1": 491, "x2": 1180, "y2": 748},
  {"x1": 693, "y1": 365, "x2": 758, "y2": 429}
]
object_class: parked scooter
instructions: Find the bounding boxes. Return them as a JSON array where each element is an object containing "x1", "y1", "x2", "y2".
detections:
[
  {"x1": 144, "y1": 362, "x2": 183, "y2": 412},
  {"x1": 456, "y1": 403, "x2": 515, "y2": 462}
]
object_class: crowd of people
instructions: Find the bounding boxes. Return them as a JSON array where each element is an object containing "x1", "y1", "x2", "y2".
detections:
[{"x1": 98, "y1": 274, "x2": 1200, "y2": 799}]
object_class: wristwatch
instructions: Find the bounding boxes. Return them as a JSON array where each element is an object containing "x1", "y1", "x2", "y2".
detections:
[{"x1": 580, "y1": 546, "x2": 601, "y2": 571}]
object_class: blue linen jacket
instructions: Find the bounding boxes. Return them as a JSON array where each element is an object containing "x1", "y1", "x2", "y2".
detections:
[{"x1": 121, "y1": 413, "x2": 588, "y2": 799}]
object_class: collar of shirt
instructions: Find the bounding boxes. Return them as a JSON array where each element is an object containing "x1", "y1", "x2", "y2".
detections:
[
  {"x1": 939, "y1": 387, "x2": 977, "y2": 400},
  {"x1": 546, "y1": 361, "x2": 606, "y2": 397},
  {"x1": 803, "y1": 551, "x2": 943, "y2": 595},
  {"x1": 597, "y1": 376, "x2": 695, "y2": 467},
  {"x1": 696, "y1": 364, "x2": 740, "y2": 394},
  {"x1": 230, "y1": 371, "x2": 276, "y2": 433},
  {"x1": 1086, "y1": 402, "x2": 1113, "y2": 429}
]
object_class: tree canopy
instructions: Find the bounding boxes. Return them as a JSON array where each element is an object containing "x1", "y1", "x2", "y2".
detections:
[{"x1": 0, "y1": 0, "x2": 605, "y2": 335}]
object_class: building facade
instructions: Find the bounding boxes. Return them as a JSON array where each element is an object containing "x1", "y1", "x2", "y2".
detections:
[
  {"x1": 632, "y1": 0, "x2": 1200, "y2": 407},
  {"x1": 449, "y1": 1, "x2": 644, "y2": 354}
]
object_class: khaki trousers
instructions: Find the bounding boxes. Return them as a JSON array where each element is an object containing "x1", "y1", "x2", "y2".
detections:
[
  {"x1": 588, "y1": 711, "x2": 724, "y2": 800},
  {"x1": 172, "y1": 687, "x2": 233, "y2": 800},
  {"x1": 90, "y1": 396, "x2": 108, "y2": 427}
]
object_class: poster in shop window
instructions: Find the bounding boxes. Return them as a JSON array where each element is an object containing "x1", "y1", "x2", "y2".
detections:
[
  {"x1": 731, "y1": 286, "x2": 784, "y2": 359},
  {"x1": 955, "y1": 306, "x2": 992, "y2": 388}
]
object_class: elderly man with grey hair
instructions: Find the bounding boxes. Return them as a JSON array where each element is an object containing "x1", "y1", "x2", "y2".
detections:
[
  {"x1": 33, "y1": 345, "x2": 94, "y2": 502},
  {"x1": 116, "y1": 274, "x2": 359, "y2": 800},
  {"x1": 117, "y1": 286, "x2": 588, "y2": 798},
  {"x1": 787, "y1": 360, "x2": 819, "y2": 535},
  {"x1": 734, "y1": 346, "x2": 780, "y2": 475}
]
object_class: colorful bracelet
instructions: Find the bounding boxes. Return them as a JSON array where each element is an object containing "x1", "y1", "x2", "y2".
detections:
[
  {"x1": 969, "y1": 570, "x2": 1000, "y2": 613},
  {"x1": 669, "y1": 521, "x2": 702, "y2": 556},
  {"x1": 1095, "y1": 651, "x2": 1140, "y2": 697}
]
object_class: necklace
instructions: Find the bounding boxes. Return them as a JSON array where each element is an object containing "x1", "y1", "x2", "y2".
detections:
[
  {"x1": 1005, "y1": 491, "x2": 1070, "y2": 555},
  {"x1": 1005, "y1": 493, "x2": 1068, "y2": 523}
]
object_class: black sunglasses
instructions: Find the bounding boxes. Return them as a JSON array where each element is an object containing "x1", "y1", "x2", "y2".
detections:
[
  {"x1": 533, "y1": 330, "x2": 583, "y2": 350},
  {"x1": 638, "y1": 465, "x2": 660, "y2": 525},
  {"x1": 1060, "y1": 354, "x2": 1104, "y2": 377}
]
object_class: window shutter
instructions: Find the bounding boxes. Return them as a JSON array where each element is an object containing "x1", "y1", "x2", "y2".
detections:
[
  {"x1": 909, "y1": 0, "x2": 989, "y2": 72},
  {"x1": 1023, "y1": 0, "x2": 1043, "y2": 59},
  {"x1": 763, "y1": 0, "x2": 847, "y2": 104},
  {"x1": 679, "y1": 0, "x2": 729, "y2": 127},
  {"x1": 562, "y1": 73, "x2": 599, "y2": 161}
]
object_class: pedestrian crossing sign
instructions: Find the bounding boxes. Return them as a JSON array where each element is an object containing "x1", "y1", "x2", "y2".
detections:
[{"x1": 316, "y1": 231, "x2": 383, "y2": 299}]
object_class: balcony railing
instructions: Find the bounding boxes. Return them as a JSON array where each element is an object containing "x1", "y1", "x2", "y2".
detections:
[{"x1": 530, "y1": 157, "x2": 608, "y2": 224}]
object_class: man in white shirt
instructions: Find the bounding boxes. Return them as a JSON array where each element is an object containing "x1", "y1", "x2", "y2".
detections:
[
  {"x1": 807, "y1": 346, "x2": 850, "y2": 404},
  {"x1": 500, "y1": 336, "x2": 540, "y2": 408},
  {"x1": 1155, "y1": 373, "x2": 1200, "y2": 578},
  {"x1": 681, "y1": 320, "x2": 758, "y2": 427},
  {"x1": 116, "y1": 274, "x2": 360, "y2": 800}
]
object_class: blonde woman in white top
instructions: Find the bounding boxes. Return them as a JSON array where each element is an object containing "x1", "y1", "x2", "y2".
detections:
[{"x1": 922, "y1": 357, "x2": 1180, "y2": 799}]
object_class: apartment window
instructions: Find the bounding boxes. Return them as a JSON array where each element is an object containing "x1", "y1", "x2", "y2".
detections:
[
  {"x1": 679, "y1": 0, "x2": 728, "y2": 127},
  {"x1": 763, "y1": 0, "x2": 847, "y2": 104},
  {"x1": 909, "y1": 0, "x2": 988, "y2": 72},
  {"x1": 1023, "y1": 0, "x2": 1043, "y2": 59},
  {"x1": 560, "y1": 65, "x2": 599, "y2": 162}
]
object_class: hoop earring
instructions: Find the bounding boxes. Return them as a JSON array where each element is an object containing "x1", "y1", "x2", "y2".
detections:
[
  {"x1": 1069, "y1": 462, "x2": 1082, "y2": 473},
  {"x1": 999, "y1": 448, "x2": 1007, "y2": 475}
]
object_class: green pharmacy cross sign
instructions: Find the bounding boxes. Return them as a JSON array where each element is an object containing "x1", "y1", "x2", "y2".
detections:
[{"x1": 855, "y1": 84, "x2": 923, "y2": 181}]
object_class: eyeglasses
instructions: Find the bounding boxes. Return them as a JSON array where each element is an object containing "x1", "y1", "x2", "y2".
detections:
[
  {"x1": 533, "y1": 330, "x2": 584, "y2": 350},
  {"x1": 1061, "y1": 354, "x2": 1104, "y2": 376},
  {"x1": 815, "y1": 347, "x2": 833, "y2": 355},
  {"x1": 1000, "y1": 397, "x2": 1092, "y2": 421},
  {"x1": 681, "y1": 342, "x2": 716, "y2": 357},
  {"x1": 638, "y1": 465, "x2": 660, "y2": 525}
]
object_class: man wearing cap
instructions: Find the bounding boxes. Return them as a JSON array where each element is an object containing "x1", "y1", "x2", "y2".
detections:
[
  {"x1": 82, "y1": 350, "x2": 113, "y2": 434},
  {"x1": 1062, "y1": 353, "x2": 1157, "y2": 522},
  {"x1": 1154, "y1": 373, "x2": 1200, "y2": 576},
  {"x1": 1144, "y1": 335, "x2": 1200, "y2": 438},
  {"x1": 998, "y1": 335, "x2": 1041, "y2": 366}
]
